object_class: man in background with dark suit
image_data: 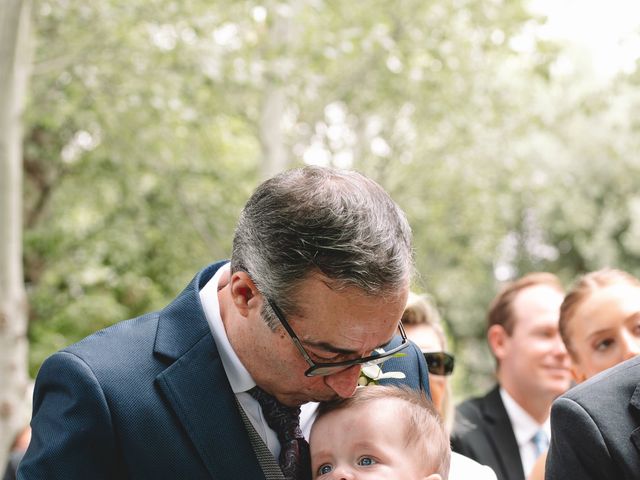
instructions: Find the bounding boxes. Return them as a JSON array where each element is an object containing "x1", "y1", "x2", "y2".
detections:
[
  {"x1": 546, "y1": 354, "x2": 640, "y2": 480},
  {"x1": 18, "y1": 166, "x2": 430, "y2": 480},
  {"x1": 451, "y1": 273, "x2": 572, "y2": 480}
]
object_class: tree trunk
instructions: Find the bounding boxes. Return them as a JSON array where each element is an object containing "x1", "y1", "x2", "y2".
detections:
[
  {"x1": 258, "y1": 3, "x2": 294, "y2": 180},
  {"x1": 259, "y1": 86, "x2": 288, "y2": 180},
  {"x1": 0, "y1": 0, "x2": 33, "y2": 470}
]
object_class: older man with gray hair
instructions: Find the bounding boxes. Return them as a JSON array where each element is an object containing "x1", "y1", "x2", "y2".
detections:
[{"x1": 19, "y1": 166, "x2": 431, "y2": 480}]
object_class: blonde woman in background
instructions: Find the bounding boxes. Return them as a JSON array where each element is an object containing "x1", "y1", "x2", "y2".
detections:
[
  {"x1": 527, "y1": 268, "x2": 640, "y2": 480},
  {"x1": 403, "y1": 292, "x2": 498, "y2": 480}
]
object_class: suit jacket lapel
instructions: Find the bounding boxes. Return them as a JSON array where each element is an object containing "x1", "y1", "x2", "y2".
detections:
[
  {"x1": 154, "y1": 262, "x2": 265, "y2": 480},
  {"x1": 630, "y1": 381, "x2": 640, "y2": 455},
  {"x1": 482, "y1": 386, "x2": 525, "y2": 480}
]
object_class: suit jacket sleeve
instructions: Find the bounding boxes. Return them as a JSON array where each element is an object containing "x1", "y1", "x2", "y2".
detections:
[
  {"x1": 18, "y1": 351, "x2": 120, "y2": 480},
  {"x1": 545, "y1": 396, "x2": 614, "y2": 480}
]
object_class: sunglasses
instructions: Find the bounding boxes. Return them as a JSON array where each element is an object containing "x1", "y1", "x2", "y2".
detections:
[{"x1": 423, "y1": 351, "x2": 455, "y2": 376}]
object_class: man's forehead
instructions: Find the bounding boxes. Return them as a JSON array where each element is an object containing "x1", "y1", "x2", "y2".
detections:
[
  {"x1": 514, "y1": 285, "x2": 563, "y2": 312},
  {"x1": 295, "y1": 268, "x2": 408, "y2": 295},
  {"x1": 306, "y1": 311, "x2": 399, "y2": 343},
  {"x1": 288, "y1": 274, "x2": 406, "y2": 337},
  {"x1": 293, "y1": 277, "x2": 407, "y2": 313},
  {"x1": 296, "y1": 304, "x2": 403, "y2": 355}
]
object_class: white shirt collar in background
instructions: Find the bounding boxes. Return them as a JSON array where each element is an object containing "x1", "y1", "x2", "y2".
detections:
[{"x1": 499, "y1": 387, "x2": 550, "y2": 477}]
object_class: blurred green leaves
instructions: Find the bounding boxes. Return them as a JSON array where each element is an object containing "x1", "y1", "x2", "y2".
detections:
[{"x1": 22, "y1": 0, "x2": 640, "y2": 396}]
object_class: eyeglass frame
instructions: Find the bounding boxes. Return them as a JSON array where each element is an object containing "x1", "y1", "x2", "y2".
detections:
[
  {"x1": 266, "y1": 297, "x2": 410, "y2": 377},
  {"x1": 422, "y1": 351, "x2": 455, "y2": 376}
]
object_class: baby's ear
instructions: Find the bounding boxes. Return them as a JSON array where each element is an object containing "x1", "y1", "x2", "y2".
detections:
[{"x1": 424, "y1": 474, "x2": 442, "y2": 480}]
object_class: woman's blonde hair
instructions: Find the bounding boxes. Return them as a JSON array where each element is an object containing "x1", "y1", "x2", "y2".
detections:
[{"x1": 402, "y1": 292, "x2": 454, "y2": 432}]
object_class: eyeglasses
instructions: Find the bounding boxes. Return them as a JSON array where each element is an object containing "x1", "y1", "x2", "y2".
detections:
[
  {"x1": 267, "y1": 298, "x2": 410, "y2": 377},
  {"x1": 423, "y1": 351, "x2": 455, "y2": 376}
]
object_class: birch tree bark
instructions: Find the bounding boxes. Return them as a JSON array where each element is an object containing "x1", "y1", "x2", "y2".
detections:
[
  {"x1": 0, "y1": 0, "x2": 33, "y2": 470},
  {"x1": 259, "y1": 86, "x2": 288, "y2": 180},
  {"x1": 258, "y1": 3, "x2": 295, "y2": 180}
]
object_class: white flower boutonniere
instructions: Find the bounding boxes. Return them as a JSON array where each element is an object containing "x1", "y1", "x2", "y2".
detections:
[{"x1": 357, "y1": 350, "x2": 406, "y2": 386}]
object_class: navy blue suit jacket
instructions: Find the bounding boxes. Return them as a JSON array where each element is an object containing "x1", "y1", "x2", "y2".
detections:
[{"x1": 18, "y1": 262, "x2": 430, "y2": 479}]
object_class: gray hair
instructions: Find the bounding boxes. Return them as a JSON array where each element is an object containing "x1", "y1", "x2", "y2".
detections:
[{"x1": 231, "y1": 166, "x2": 413, "y2": 327}]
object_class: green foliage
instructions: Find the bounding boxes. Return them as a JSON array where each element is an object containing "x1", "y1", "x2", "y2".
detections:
[
  {"x1": 23, "y1": 0, "x2": 640, "y2": 396},
  {"x1": 25, "y1": 0, "x2": 263, "y2": 375}
]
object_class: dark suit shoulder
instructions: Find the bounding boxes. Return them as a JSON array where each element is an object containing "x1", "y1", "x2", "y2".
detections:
[
  {"x1": 42, "y1": 313, "x2": 167, "y2": 415},
  {"x1": 456, "y1": 393, "x2": 486, "y2": 421},
  {"x1": 561, "y1": 355, "x2": 640, "y2": 405},
  {"x1": 451, "y1": 390, "x2": 494, "y2": 449},
  {"x1": 454, "y1": 385, "x2": 502, "y2": 432},
  {"x1": 62, "y1": 313, "x2": 160, "y2": 369}
]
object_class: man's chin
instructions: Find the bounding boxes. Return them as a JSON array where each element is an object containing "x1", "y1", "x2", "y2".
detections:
[
  {"x1": 543, "y1": 366, "x2": 571, "y2": 381},
  {"x1": 544, "y1": 379, "x2": 572, "y2": 396}
]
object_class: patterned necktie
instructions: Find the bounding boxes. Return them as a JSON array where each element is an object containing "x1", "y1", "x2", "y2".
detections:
[
  {"x1": 249, "y1": 386, "x2": 311, "y2": 480},
  {"x1": 532, "y1": 429, "x2": 549, "y2": 458}
]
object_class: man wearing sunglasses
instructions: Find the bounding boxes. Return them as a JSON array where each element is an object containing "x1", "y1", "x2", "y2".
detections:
[{"x1": 19, "y1": 166, "x2": 431, "y2": 480}]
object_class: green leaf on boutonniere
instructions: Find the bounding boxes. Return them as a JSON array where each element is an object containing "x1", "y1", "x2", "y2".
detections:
[{"x1": 358, "y1": 363, "x2": 406, "y2": 386}]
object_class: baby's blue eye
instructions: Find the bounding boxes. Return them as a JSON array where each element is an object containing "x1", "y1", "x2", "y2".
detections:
[
  {"x1": 358, "y1": 456, "x2": 376, "y2": 466},
  {"x1": 318, "y1": 464, "x2": 333, "y2": 475}
]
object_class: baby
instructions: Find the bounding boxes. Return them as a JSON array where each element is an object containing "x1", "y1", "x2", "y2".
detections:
[{"x1": 310, "y1": 385, "x2": 450, "y2": 479}]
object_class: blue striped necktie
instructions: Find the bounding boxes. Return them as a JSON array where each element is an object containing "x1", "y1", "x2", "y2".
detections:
[{"x1": 532, "y1": 429, "x2": 549, "y2": 458}]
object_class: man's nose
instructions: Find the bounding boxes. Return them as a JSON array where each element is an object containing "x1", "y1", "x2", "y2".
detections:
[{"x1": 324, "y1": 365, "x2": 361, "y2": 398}]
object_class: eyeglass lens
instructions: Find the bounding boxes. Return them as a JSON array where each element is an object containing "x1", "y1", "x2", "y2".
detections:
[{"x1": 306, "y1": 354, "x2": 392, "y2": 377}]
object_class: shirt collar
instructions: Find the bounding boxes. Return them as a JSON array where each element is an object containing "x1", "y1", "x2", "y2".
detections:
[
  {"x1": 499, "y1": 387, "x2": 550, "y2": 446},
  {"x1": 199, "y1": 262, "x2": 256, "y2": 394}
]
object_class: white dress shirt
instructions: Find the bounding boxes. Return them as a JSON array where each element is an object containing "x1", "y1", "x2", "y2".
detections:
[
  {"x1": 450, "y1": 452, "x2": 498, "y2": 480},
  {"x1": 500, "y1": 388, "x2": 551, "y2": 477},
  {"x1": 199, "y1": 262, "x2": 318, "y2": 459}
]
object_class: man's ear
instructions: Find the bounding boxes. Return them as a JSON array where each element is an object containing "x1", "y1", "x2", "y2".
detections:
[
  {"x1": 230, "y1": 271, "x2": 259, "y2": 317},
  {"x1": 487, "y1": 324, "x2": 509, "y2": 361}
]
